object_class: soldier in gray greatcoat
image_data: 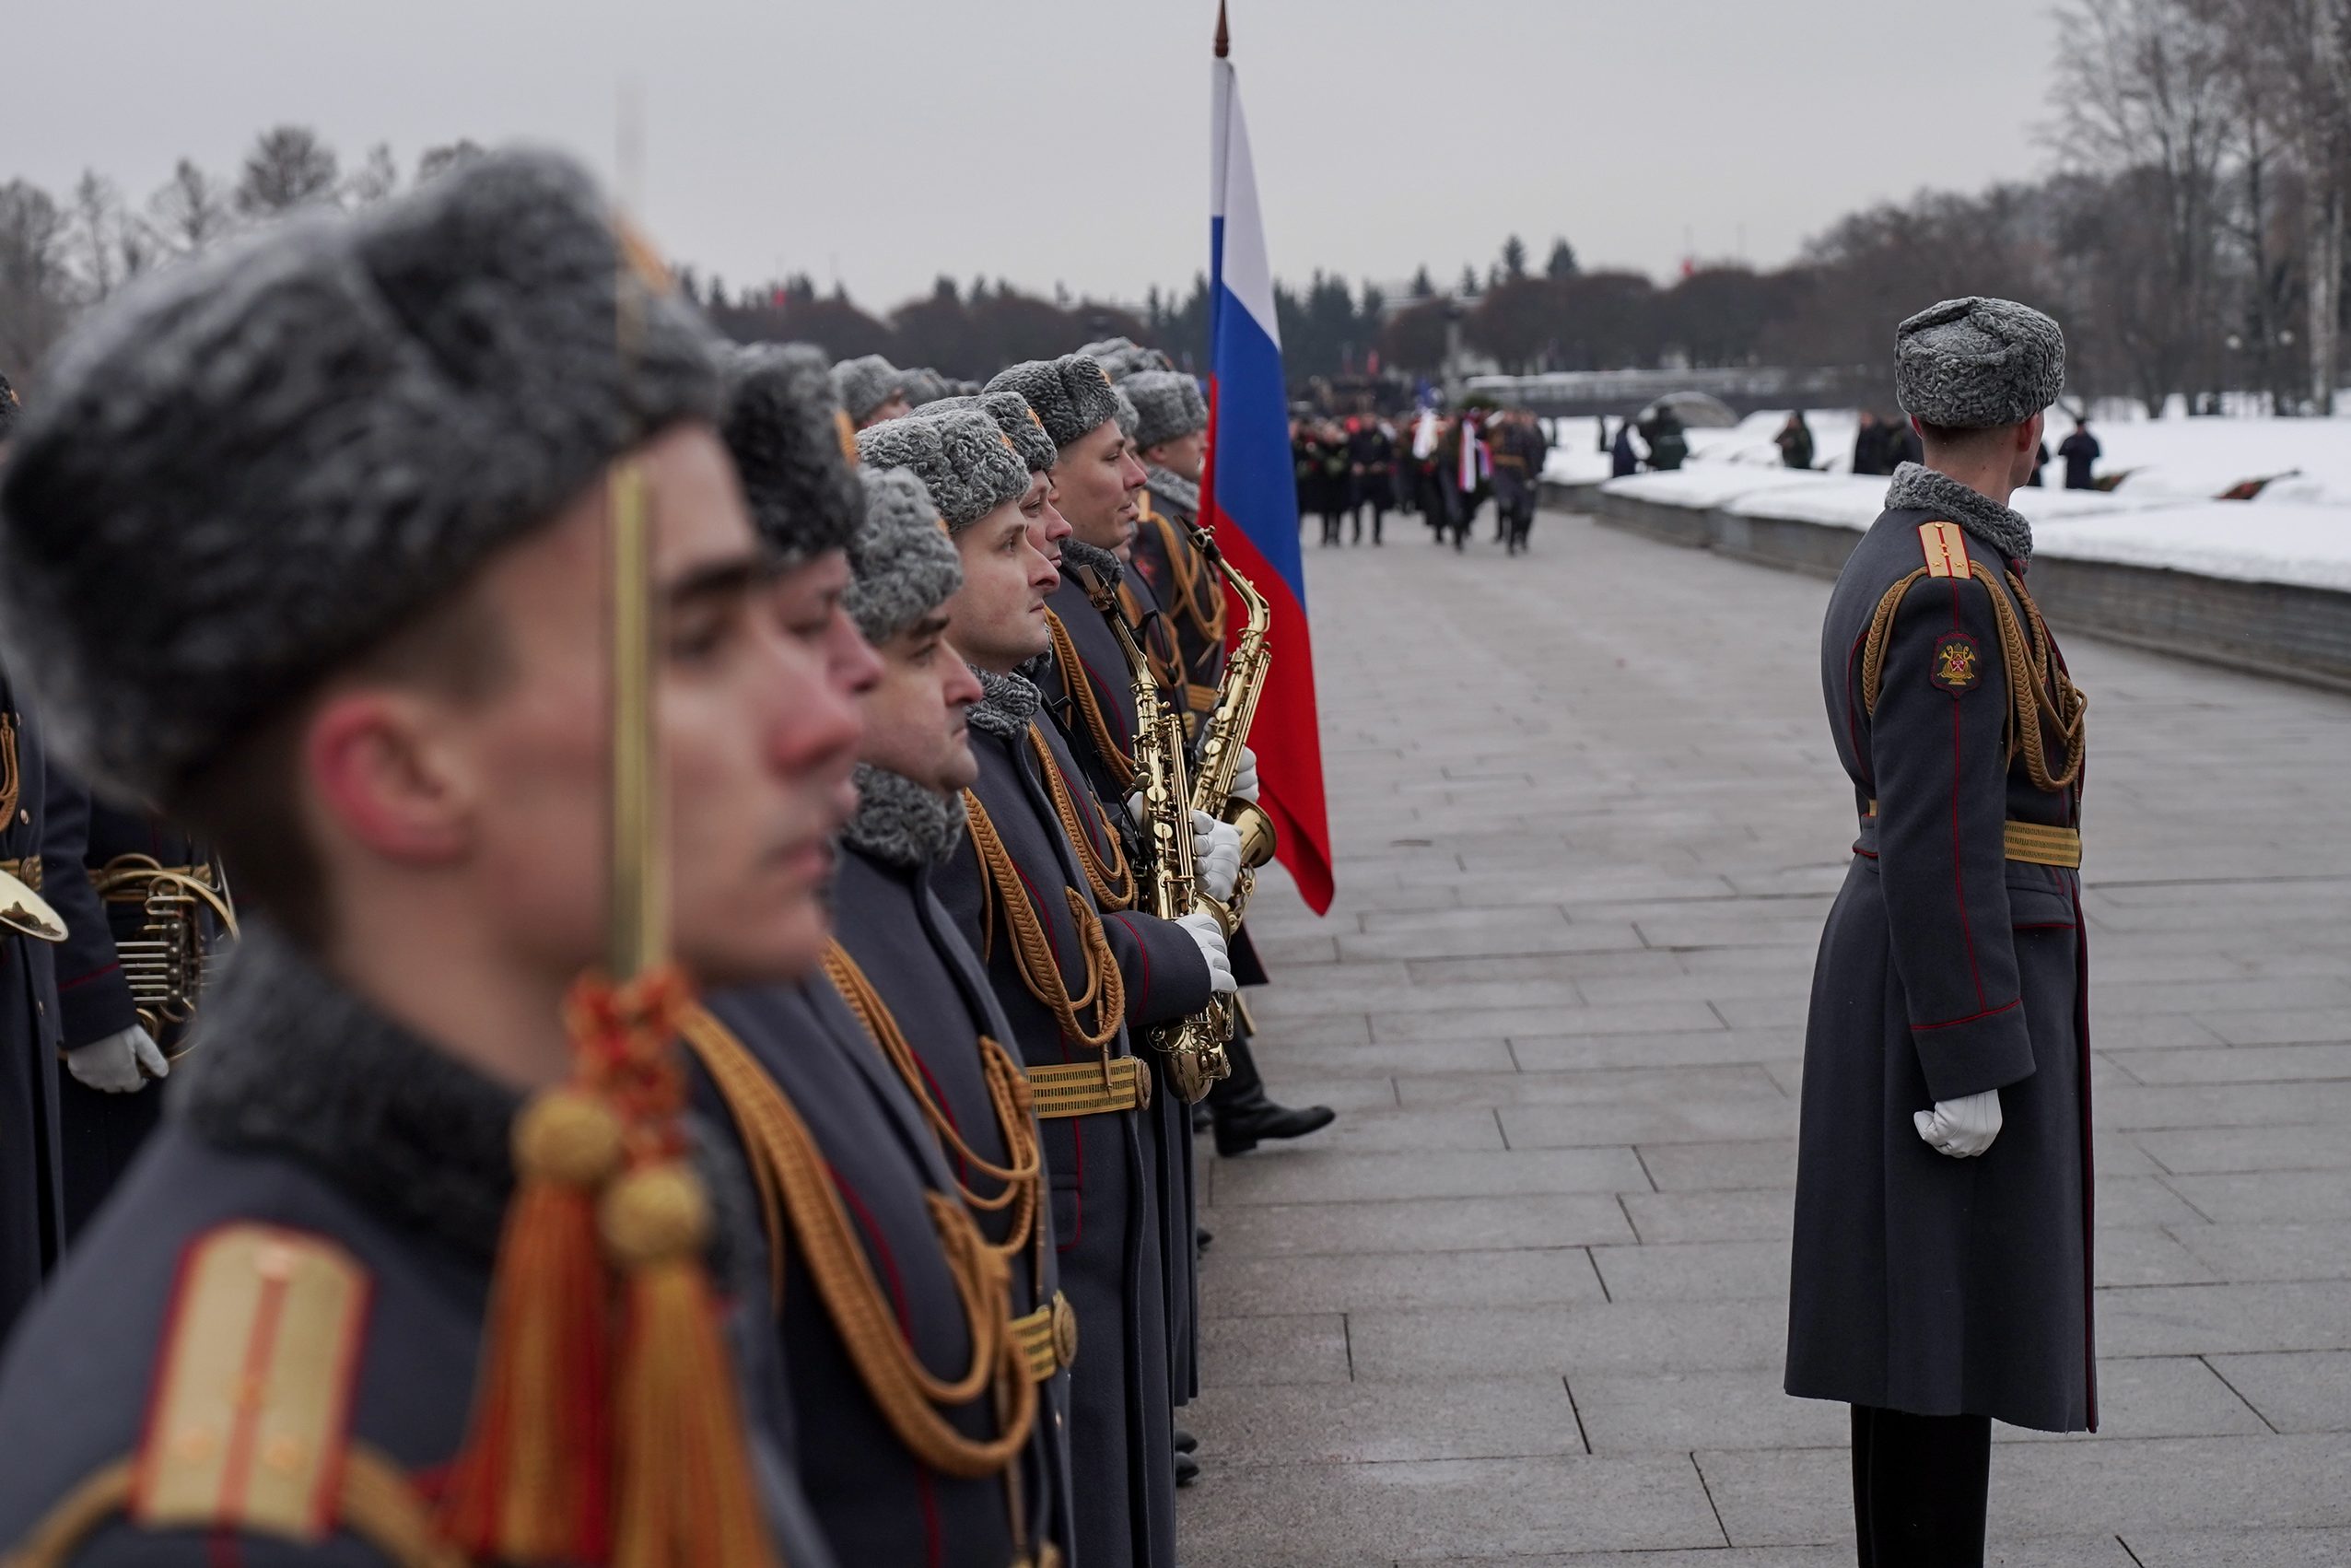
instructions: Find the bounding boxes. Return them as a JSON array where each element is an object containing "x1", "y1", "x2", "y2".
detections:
[
  {"x1": 827, "y1": 461, "x2": 1079, "y2": 1562},
  {"x1": 1785, "y1": 298, "x2": 2092, "y2": 1568},
  {"x1": 0, "y1": 151, "x2": 845, "y2": 1565},
  {"x1": 688, "y1": 345, "x2": 1069, "y2": 1568},
  {"x1": 858, "y1": 406, "x2": 1222, "y2": 1568}
]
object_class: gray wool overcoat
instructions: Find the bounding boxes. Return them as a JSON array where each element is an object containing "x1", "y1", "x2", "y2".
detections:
[
  {"x1": 933, "y1": 715, "x2": 1199, "y2": 1568},
  {"x1": 1785, "y1": 506, "x2": 2094, "y2": 1434},
  {"x1": 828, "y1": 840, "x2": 1077, "y2": 1562}
]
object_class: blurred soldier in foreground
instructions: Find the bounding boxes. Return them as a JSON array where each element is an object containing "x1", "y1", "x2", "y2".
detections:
[
  {"x1": 0, "y1": 150, "x2": 844, "y2": 1566},
  {"x1": 1787, "y1": 297, "x2": 2092, "y2": 1568}
]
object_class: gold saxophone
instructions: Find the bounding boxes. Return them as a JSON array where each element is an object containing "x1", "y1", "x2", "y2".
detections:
[
  {"x1": 1181, "y1": 521, "x2": 1278, "y2": 932},
  {"x1": 1072, "y1": 560, "x2": 1231, "y2": 1103},
  {"x1": 88, "y1": 854, "x2": 239, "y2": 1046}
]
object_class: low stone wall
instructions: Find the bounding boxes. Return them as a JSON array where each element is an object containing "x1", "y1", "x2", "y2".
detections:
[{"x1": 1567, "y1": 490, "x2": 2351, "y2": 694}]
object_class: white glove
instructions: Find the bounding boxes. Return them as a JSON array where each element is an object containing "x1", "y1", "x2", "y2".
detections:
[
  {"x1": 1175, "y1": 909, "x2": 1240, "y2": 996},
  {"x1": 1914, "y1": 1089, "x2": 2002, "y2": 1159},
  {"x1": 1192, "y1": 811, "x2": 1244, "y2": 904},
  {"x1": 65, "y1": 1024, "x2": 169, "y2": 1094},
  {"x1": 1231, "y1": 745, "x2": 1261, "y2": 804}
]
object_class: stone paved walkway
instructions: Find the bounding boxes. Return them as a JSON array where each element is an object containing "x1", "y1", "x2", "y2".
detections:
[{"x1": 1176, "y1": 509, "x2": 2351, "y2": 1567}]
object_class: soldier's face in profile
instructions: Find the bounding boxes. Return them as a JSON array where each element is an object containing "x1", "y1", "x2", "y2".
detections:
[
  {"x1": 1053, "y1": 421, "x2": 1140, "y2": 555},
  {"x1": 1145, "y1": 432, "x2": 1206, "y2": 485},
  {"x1": 944, "y1": 501, "x2": 1059, "y2": 673},
  {"x1": 1020, "y1": 471, "x2": 1071, "y2": 565},
  {"x1": 860, "y1": 612, "x2": 982, "y2": 794},
  {"x1": 421, "y1": 424, "x2": 863, "y2": 989}
]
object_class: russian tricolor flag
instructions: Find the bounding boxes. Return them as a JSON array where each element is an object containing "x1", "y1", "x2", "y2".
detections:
[{"x1": 1204, "y1": 3, "x2": 1333, "y2": 916}]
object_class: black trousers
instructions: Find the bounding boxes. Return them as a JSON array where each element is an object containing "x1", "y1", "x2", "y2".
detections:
[{"x1": 1850, "y1": 1406, "x2": 1991, "y2": 1568}]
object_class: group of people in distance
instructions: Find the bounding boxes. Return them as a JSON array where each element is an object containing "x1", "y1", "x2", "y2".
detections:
[
  {"x1": 0, "y1": 146, "x2": 1333, "y2": 1568},
  {"x1": 1294, "y1": 405, "x2": 1552, "y2": 555}
]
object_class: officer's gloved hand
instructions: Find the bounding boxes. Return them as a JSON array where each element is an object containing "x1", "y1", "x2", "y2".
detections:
[
  {"x1": 1231, "y1": 745, "x2": 1261, "y2": 804},
  {"x1": 1193, "y1": 811, "x2": 1244, "y2": 904},
  {"x1": 1175, "y1": 910, "x2": 1239, "y2": 996},
  {"x1": 65, "y1": 1024, "x2": 170, "y2": 1094},
  {"x1": 1914, "y1": 1089, "x2": 2002, "y2": 1159}
]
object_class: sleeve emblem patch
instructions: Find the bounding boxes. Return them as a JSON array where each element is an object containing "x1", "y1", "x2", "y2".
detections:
[{"x1": 1931, "y1": 632, "x2": 1981, "y2": 695}]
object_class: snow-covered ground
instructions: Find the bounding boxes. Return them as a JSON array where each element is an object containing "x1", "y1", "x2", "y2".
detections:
[
  {"x1": 1550, "y1": 406, "x2": 2351, "y2": 506},
  {"x1": 1600, "y1": 464, "x2": 2351, "y2": 592}
]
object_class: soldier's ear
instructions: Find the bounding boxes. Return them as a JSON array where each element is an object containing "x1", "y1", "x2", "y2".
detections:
[{"x1": 303, "y1": 689, "x2": 474, "y2": 867}]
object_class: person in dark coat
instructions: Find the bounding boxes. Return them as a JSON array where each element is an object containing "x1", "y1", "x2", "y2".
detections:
[
  {"x1": 1122, "y1": 372, "x2": 1228, "y2": 728},
  {"x1": 826, "y1": 463, "x2": 1077, "y2": 1561},
  {"x1": 0, "y1": 151, "x2": 843, "y2": 1565},
  {"x1": 0, "y1": 375, "x2": 67, "y2": 1340},
  {"x1": 683, "y1": 349, "x2": 1068, "y2": 1568},
  {"x1": 0, "y1": 663, "x2": 64, "y2": 1350},
  {"x1": 1786, "y1": 297, "x2": 2091, "y2": 1568},
  {"x1": 1776, "y1": 409, "x2": 1817, "y2": 469},
  {"x1": 49, "y1": 781, "x2": 222, "y2": 1240},
  {"x1": 862, "y1": 400, "x2": 1222, "y2": 1568},
  {"x1": 1890, "y1": 415, "x2": 1925, "y2": 468},
  {"x1": 1851, "y1": 410, "x2": 1883, "y2": 475},
  {"x1": 2028, "y1": 438, "x2": 2050, "y2": 486},
  {"x1": 1642, "y1": 404, "x2": 1689, "y2": 471},
  {"x1": 2057, "y1": 417, "x2": 2100, "y2": 489},
  {"x1": 1610, "y1": 417, "x2": 1642, "y2": 477},
  {"x1": 1490, "y1": 410, "x2": 1550, "y2": 555},
  {"x1": 1347, "y1": 416, "x2": 1397, "y2": 544}
]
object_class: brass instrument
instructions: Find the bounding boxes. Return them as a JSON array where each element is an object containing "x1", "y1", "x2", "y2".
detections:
[
  {"x1": 89, "y1": 854, "x2": 239, "y2": 1042},
  {"x1": 1181, "y1": 521, "x2": 1278, "y2": 931},
  {"x1": 1071, "y1": 561, "x2": 1231, "y2": 1103}
]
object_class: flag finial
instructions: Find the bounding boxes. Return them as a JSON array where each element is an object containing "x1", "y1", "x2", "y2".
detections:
[{"x1": 1214, "y1": 0, "x2": 1229, "y2": 57}]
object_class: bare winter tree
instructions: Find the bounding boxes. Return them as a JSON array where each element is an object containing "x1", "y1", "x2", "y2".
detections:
[
  {"x1": 67, "y1": 171, "x2": 162, "y2": 303},
  {"x1": 2052, "y1": 0, "x2": 2239, "y2": 413},
  {"x1": 2217, "y1": 0, "x2": 2351, "y2": 410},
  {"x1": 236, "y1": 125, "x2": 340, "y2": 216},
  {"x1": 343, "y1": 144, "x2": 400, "y2": 207},
  {"x1": 416, "y1": 140, "x2": 485, "y2": 183},
  {"x1": 146, "y1": 158, "x2": 233, "y2": 255},
  {"x1": 0, "y1": 180, "x2": 76, "y2": 377}
]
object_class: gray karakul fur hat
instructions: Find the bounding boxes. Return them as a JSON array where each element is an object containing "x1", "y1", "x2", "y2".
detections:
[
  {"x1": 830, "y1": 353, "x2": 906, "y2": 422},
  {"x1": 1122, "y1": 369, "x2": 1207, "y2": 451},
  {"x1": 984, "y1": 354, "x2": 1123, "y2": 449},
  {"x1": 0, "y1": 371, "x2": 18, "y2": 442},
  {"x1": 1895, "y1": 297, "x2": 2065, "y2": 429},
  {"x1": 1075, "y1": 335, "x2": 1175, "y2": 381},
  {"x1": 922, "y1": 391, "x2": 1057, "y2": 474},
  {"x1": 0, "y1": 146, "x2": 720, "y2": 804},
  {"x1": 719, "y1": 342, "x2": 864, "y2": 565},
  {"x1": 845, "y1": 466, "x2": 962, "y2": 645},
  {"x1": 900, "y1": 367, "x2": 953, "y2": 407},
  {"x1": 854, "y1": 407, "x2": 1029, "y2": 532}
]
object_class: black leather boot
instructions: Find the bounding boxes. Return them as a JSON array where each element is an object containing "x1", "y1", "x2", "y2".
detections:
[{"x1": 1208, "y1": 1024, "x2": 1336, "y2": 1156}]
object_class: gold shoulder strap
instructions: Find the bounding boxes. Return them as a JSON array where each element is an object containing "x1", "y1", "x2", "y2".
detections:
[{"x1": 6, "y1": 1225, "x2": 462, "y2": 1568}]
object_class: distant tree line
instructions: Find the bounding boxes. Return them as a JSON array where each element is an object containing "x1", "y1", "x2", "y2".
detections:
[
  {"x1": 0, "y1": 128, "x2": 480, "y2": 378},
  {"x1": 5, "y1": 2, "x2": 2345, "y2": 415}
]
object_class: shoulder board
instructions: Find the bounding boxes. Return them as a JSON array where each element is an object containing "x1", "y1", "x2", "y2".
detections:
[
  {"x1": 131, "y1": 1223, "x2": 371, "y2": 1545},
  {"x1": 1917, "y1": 521, "x2": 1971, "y2": 579}
]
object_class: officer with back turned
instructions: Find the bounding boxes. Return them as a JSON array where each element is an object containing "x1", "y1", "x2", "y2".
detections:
[{"x1": 1786, "y1": 298, "x2": 2092, "y2": 1568}]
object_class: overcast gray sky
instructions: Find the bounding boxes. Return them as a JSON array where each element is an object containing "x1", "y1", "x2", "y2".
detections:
[{"x1": 18, "y1": 0, "x2": 2063, "y2": 310}]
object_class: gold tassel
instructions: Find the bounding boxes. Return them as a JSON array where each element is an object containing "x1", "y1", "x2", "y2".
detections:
[
  {"x1": 603, "y1": 1163, "x2": 780, "y2": 1568},
  {"x1": 438, "y1": 1088, "x2": 624, "y2": 1563}
]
